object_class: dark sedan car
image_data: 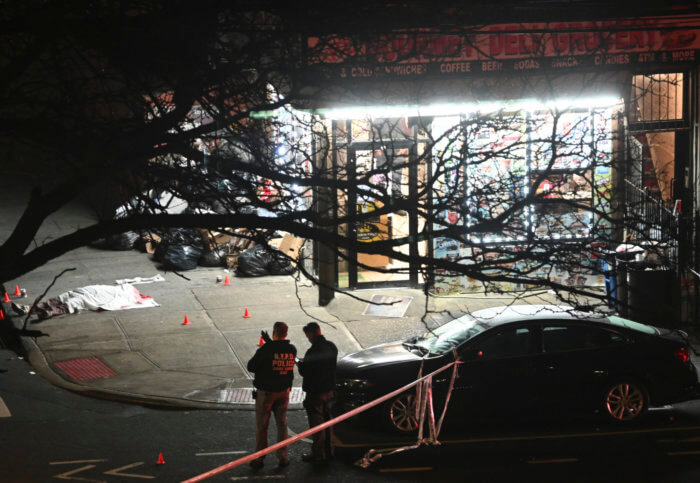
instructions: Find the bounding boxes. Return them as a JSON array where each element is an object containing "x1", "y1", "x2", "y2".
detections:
[{"x1": 335, "y1": 305, "x2": 698, "y2": 432}]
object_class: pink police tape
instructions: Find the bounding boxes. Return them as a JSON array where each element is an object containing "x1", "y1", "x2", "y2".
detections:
[{"x1": 182, "y1": 358, "x2": 461, "y2": 482}]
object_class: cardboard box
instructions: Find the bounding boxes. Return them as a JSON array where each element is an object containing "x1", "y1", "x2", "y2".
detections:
[
  {"x1": 232, "y1": 229, "x2": 254, "y2": 251},
  {"x1": 225, "y1": 252, "x2": 240, "y2": 269},
  {"x1": 200, "y1": 229, "x2": 234, "y2": 251},
  {"x1": 268, "y1": 236, "x2": 284, "y2": 250},
  {"x1": 277, "y1": 234, "x2": 304, "y2": 263}
]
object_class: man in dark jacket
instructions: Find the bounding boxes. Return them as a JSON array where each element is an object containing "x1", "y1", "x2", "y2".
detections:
[
  {"x1": 247, "y1": 321, "x2": 297, "y2": 469},
  {"x1": 297, "y1": 322, "x2": 338, "y2": 463}
]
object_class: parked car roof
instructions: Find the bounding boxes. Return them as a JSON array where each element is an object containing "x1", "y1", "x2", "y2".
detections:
[{"x1": 470, "y1": 305, "x2": 608, "y2": 327}]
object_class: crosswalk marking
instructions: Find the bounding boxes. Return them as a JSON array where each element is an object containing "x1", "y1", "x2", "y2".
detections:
[{"x1": 0, "y1": 396, "x2": 10, "y2": 418}]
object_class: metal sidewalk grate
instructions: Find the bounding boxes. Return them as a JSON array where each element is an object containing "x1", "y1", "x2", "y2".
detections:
[
  {"x1": 219, "y1": 387, "x2": 306, "y2": 405},
  {"x1": 363, "y1": 294, "x2": 413, "y2": 317},
  {"x1": 54, "y1": 357, "x2": 118, "y2": 382}
]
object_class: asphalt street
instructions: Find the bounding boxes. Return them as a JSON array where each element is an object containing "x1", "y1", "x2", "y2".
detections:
[{"x1": 3, "y1": 346, "x2": 700, "y2": 482}]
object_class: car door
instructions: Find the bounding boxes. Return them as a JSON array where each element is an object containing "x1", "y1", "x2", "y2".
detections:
[
  {"x1": 534, "y1": 322, "x2": 628, "y2": 413},
  {"x1": 450, "y1": 324, "x2": 539, "y2": 418}
]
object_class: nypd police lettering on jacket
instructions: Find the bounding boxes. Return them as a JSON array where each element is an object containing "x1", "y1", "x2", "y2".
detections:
[{"x1": 247, "y1": 339, "x2": 297, "y2": 392}]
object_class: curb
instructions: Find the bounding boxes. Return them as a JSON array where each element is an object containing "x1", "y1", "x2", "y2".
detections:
[{"x1": 11, "y1": 315, "x2": 304, "y2": 410}]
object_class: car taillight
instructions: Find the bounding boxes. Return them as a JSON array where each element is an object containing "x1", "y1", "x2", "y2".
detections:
[{"x1": 674, "y1": 347, "x2": 690, "y2": 364}]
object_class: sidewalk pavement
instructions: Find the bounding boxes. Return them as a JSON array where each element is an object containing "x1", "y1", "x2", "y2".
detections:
[
  {"x1": 3, "y1": 241, "x2": 564, "y2": 409},
  {"x1": 1, "y1": 193, "x2": 696, "y2": 410}
]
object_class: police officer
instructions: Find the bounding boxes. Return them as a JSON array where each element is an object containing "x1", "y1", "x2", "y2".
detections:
[
  {"x1": 247, "y1": 321, "x2": 297, "y2": 469},
  {"x1": 297, "y1": 322, "x2": 338, "y2": 463}
]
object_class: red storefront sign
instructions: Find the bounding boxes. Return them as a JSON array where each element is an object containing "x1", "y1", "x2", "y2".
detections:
[{"x1": 306, "y1": 17, "x2": 700, "y2": 78}]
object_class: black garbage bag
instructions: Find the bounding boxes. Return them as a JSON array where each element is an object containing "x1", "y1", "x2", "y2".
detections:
[
  {"x1": 154, "y1": 228, "x2": 204, "y2": 270},
  {"x1": 163, "y1": 244, "x2": 202, "y2": 271},
  {"x1": 165, "y1": 227, "x2": 202, "y2": 246},
  {"x1": 199, "y1": 244, "x2": 229, "y2": 267},
  {"x1": 91, "y1": 231, "x2": 140, "y2": 250},
  {"x1": 106, "y1": 231, "x2": 140, "y2": 250},
  {"x1": 268, "y1": 253, "x2": 295, "y2": 275},
  {"x1": 236, "y1": 245, "x2": 295, "y2": 276},
  {"x1": 236, "y1": 246, "x2": 272, "y2": 276}
]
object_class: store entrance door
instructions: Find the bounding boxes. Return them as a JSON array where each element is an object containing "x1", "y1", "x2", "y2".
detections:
[{"x1": 345, "y1": 140, "x2": 428, "y2": 288}]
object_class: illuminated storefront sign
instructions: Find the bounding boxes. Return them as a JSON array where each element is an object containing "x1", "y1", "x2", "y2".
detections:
[{"x1": 306, "y1": 18, "x2": 700, "y2": 78}]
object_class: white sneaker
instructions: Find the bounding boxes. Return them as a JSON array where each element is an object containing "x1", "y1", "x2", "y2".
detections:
[{"x1": 11, "y1": 302, "x2": 30, "y2": 315}]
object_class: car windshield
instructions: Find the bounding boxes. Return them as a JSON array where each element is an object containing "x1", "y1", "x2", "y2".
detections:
[{"x1": 411, "y1": 315, "x2": 488, "y2": 355}]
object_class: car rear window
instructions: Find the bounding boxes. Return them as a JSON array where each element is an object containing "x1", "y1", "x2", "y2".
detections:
[{"x1": 607, "y1": 316, "x2": 656, "y2": 335}]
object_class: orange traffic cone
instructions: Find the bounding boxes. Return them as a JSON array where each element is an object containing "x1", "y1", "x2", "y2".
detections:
[
  {"x1": 223, "y1": 275, "x2": 231, "y2": 286},
  {"x1": 156, "y1": 452, "x2": 165, "y2": 465},
  {"x1": 182, "y1": 315, "x2": 191, "y2": 325},
  {"x1": 13, "y1": 285, "x2": 21, "y2": 296},
  {"x1": 257, "y1": 335, "x2": 265, "y2": 346},
  {"x1": 0, "y1": 309, "x2": 4, "y2": 321},
  {"x1": 2, "y1": 292, "x2": 10, "y2": 303},
  {"x1": 243, "y1": 307, "x2": 250, "y2": 318}
]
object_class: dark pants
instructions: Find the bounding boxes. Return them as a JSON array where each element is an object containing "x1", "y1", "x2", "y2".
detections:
[
  {"x1": 254, "y1": 388, "x2": 290, "y2": 463},
  {"x1": 35, "y1": 298, "x2": 70, "y2": 319},
  {"x1": 303, "y1": 390, "x2": 334, "y2": 460}
]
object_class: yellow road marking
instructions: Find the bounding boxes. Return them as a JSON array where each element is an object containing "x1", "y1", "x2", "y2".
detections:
[
  {"x1": 0, "y1": 396, "x2": 10, "y2": 418},
  {"x1": 103, "y1": 462, "x2": 154, "y2": 479},
  {"x1": 52, "y1": 464, "x2": 104, "y2": 482},
  {"x1": 50, "y1": 459, "x2": 108, "y2": 465}
]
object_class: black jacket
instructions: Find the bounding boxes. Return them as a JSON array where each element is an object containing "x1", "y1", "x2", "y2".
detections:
[
  {"x1": 298, "y1": 335, "x2": 338, "y2": 393},
  {"x1": 247, "y1": 340, "x2": 297, "y2": 392}
]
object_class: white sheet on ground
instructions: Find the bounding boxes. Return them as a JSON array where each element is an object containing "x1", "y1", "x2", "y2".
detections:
[
  {"x1": 115, "y1": 274, "x2": 165, "y2": 285},
  {"x1": 58, "y1": 285, "x2": 159, "y2": 313}
]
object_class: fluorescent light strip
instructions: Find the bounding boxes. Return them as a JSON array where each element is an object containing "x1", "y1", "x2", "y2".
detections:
[{"x1": 314, "y1": 97, "x2": 622, "y2": 120}]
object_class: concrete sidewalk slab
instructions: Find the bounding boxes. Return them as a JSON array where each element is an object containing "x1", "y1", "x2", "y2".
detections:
[{"x1": 128, "y1": 332, "x2": 238, "y2": 371}]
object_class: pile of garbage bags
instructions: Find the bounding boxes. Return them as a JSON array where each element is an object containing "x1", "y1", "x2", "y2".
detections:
[{"x1": 89, "y1": 189, "x2": 297, "y2": 274}]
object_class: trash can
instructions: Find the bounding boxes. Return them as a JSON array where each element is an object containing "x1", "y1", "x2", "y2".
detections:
[
  {"x1": 614, "y1": 255, "x2": 635, "y2": 316},
  {"x1": 626, "y1": 265, "x2": 673, "y2": 326}
]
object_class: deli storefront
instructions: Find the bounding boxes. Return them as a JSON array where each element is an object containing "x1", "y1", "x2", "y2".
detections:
[{"x1": 298, "y1": 17, "x2": 700, "y2": 293}]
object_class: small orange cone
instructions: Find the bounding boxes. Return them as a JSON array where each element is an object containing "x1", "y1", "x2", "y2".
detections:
[
  {"x1": 223, "y1": 275, "x2": 231, "y2": 286},
  {"x1": 0, "y1": 309, "x2": 4, "y2": 321},
  {"x1": 182, "y1": 315, "x2": 191, "y2": 325},
  {"x1": 257, "y1": 335, "x2": 265, "y2": 346},
  {"x1": 2, "y1": 292, "x2": 10, "y2": 303},
  {"x1": 156, "y1": 452, "x2": 165, "y2": 465},
  {"x1": 243, "y1": 307, "x2": 250, "y2": 318},
  {"x1": 13, "y1": 285, "x2": 21, "y2": 296}
]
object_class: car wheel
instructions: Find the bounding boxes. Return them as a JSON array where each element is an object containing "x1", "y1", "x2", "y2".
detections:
[
  {"x1": 603, "y1": 381, "x2": 648, "y2": 422},
  {"x1": 388, "y1": 393, "x2": 419, "y2": 432}
]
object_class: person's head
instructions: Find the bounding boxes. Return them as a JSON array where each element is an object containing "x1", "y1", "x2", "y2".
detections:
[
  {"x1": 272, "y1": 321, "x2": 288, "y2": 340},
  {"x1": 302, "y1": 322, "x2": 321, "y2": 342}
]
